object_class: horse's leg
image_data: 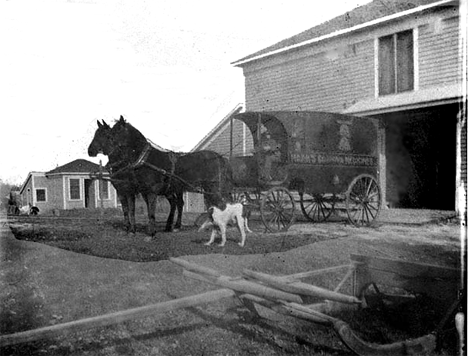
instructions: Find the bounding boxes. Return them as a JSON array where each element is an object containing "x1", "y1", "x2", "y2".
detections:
[
  {"x1": 117, "y1": 191, "x2": 130, "y2": 231},
  {"x1": 143, "y1": 193, "x2": 158, "y2": 237},
  {"x1": 164, "y1": 194, "x2": 176, "y2": 232},
  {"x1": 174, "y1": 192, "x2": 184, "y2": 230},
  {"x1": 128, "y1": 193, "x2": 136, "y2": 234}
]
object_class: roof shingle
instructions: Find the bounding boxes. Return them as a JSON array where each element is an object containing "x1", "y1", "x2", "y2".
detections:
[
  {"x1": 46, "y1": 159, "x2": 106, "y2": 175},
  {"x1": 234, "y1": 0, "x2": 445, "y2": 64}
]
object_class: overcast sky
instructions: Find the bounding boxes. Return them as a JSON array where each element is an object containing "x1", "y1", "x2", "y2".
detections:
[{"x1": 0, "y1": 0, "x2": 371, "y2": 185}]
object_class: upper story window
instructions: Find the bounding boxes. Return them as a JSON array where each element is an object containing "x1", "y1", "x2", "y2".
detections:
[
  {"x1": 69, "y1": 178, "x2": 80, "y2": 200},
  {"x1": 378, "y1": 29, "x2": 414, "y2": 95},
  {"x1": 36, "y1": 188, "x2": 46, "y2": 202}
]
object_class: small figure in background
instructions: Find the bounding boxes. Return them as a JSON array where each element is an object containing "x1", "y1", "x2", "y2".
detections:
[{"x1": 258, "y1": 129, "x2": 281, "y2": 182}]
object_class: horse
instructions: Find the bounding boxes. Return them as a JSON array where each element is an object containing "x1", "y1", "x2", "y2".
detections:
[
  {"x1": 88, "y1": 119, "x2": 184, "y2": 234},
  {"x1": 108, "y1": 116, "x2": 232, "y2": 236}
]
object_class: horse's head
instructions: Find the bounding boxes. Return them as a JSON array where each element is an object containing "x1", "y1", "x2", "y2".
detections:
[
  {"x1": 88, "y1": 119, "x2": 113, "y2": 157},
  {"x1": 110, "y1": 115, "x2": 148, "y2": 160}
]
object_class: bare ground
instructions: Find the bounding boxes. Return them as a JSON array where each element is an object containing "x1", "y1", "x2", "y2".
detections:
[{"x1": 0, "y1": 209, "x2": 462, "y2": 356}]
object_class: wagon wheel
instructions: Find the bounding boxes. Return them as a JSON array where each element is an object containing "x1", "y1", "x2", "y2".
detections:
[
  {"x1": 345, "y1": 174, "x2": 381, "y2": 226},
  {"x1": 260, "y1": 187, "x2": 295, "y2": 232},
  {"x1": 300, "y1": 193, "x2": 336, "y2": 222}
]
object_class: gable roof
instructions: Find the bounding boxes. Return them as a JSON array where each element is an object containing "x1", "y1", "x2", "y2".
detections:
[
  {"x1": 191, "y1": 104, "x2": 244, "y2": 152},
  {"x1": 233, "y1": 0, "x2": 456, "y2": 66},
  {"x1": 46, "y1": 159, "x2": 105, "y2": 175}
]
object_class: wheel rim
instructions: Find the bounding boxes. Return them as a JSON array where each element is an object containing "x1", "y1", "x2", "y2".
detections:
[
  {"x1": 346, "y1": 175, "x2": 381, "y2": 226},
  {"x1": 260, "y1": 187, "x2": 295, "y2": 232},
  {"x1": 300, "y1": 193, "x2": 335, "y2": 222}
]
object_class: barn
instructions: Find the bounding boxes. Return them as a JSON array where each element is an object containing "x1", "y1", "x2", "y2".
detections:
[{"x1": 196, "y1": 0, "x2": 465, "y2": 212}]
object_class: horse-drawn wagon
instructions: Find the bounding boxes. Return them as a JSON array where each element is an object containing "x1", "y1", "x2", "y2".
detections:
[
  {"x1": 228, "y1": 111, "x2": 383, "y2": 232},
  {"x1": 88, "y1": 112, "x2": 382, "y2": 235}
]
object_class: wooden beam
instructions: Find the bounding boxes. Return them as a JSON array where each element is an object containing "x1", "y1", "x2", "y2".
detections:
[
  {"x1": 350, "y1": 254, "x2": 460, "y2": 280},
  {"x1": 170, "y1": 257, "x2": 222, "y2": 278},
  {"x1": 279, "y1": 264, "x2": 351, "y2": 282},
  {"x1": 183, "y1": 270, "x2": 303, "y2": 304},
  {"x1": 239, "y1": 294, "x2": 331, "y2": 325},
  {"x1": 0, "y1": 288, "x2": 235, "y2": 348},
  {"x1": 243, "y1": 269, "x2": 361, "y2": 305}
]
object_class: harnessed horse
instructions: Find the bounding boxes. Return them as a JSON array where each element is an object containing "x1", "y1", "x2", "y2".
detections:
[
  {"x1": 89, "y1": 116, "x2": 232, "y2": 236},
  {"x1": 88, "y1": 119, "x2": 183, "y2": 235}
]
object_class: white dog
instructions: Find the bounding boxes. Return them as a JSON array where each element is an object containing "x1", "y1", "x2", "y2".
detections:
[{"x1": 199, "y1": 201, "x2": 252, "y2": 247}]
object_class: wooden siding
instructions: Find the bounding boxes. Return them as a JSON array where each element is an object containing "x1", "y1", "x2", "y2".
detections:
[
  {"x1": 20, "y1": 179, "x2": 32, "y2": 207},
  {"x1": 462, "y1": 120, "x2": 467, "y2": 185},
  {"x1": 44, "y1": 176, "x2": 63, "y2": 211},
  {"x1": 245, "y1": 39, "x2": 375, "y2": 112},
  {"x1": 204, "y1": 119, "x2": 255, "y2": 158},
  {"x1": 418, "y1": 16, "x2": 462, "y2": 88},
  {"x1": 242, "y1": 11, "x2": 462, "y2": 113}
]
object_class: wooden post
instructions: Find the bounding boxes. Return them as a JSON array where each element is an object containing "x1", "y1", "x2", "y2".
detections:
[
  {"x1": 0, "y1": 289, "x2": 235, "y2": 347},
  {"x1": 99, "y1": 160, "x2": 104, "y2": 210},
  {"x1": 230, "y1": 115, "x2": 233, "y2": 160}
]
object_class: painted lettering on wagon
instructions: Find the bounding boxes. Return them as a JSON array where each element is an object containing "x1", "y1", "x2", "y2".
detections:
[{"x1": 290, "y1": 153, "x2": 377, "y2": 166}]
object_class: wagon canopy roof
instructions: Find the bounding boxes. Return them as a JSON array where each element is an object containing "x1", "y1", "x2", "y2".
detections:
[{"x1": 233, "y1": 111, "x2": 374, "y2": 136}]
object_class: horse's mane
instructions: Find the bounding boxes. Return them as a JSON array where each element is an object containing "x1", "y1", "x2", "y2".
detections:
[{"x1": 114, "y1": 116, "x2": 175, "y2": 153}]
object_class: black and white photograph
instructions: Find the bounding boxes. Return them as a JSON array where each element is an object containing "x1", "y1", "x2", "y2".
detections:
[{"x1": 0, "y1": 0, "x2": 466, "y2": 355}]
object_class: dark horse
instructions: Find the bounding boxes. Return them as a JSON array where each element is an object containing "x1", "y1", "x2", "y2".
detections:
[
  {"x1": 88, "y1": 119, "x2": 184, "y2": 234},
  {"x1": 88, "y1": 116, "x2": 232, "y2": 236}
]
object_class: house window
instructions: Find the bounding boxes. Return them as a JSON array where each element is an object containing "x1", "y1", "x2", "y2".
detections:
[
  {"x1": 378, "y1": 29, "x2": 414, "y2": 95},
  {"x1": 69, "y1": 178, "x2": 80, "y2": 200},
  {"x1": 36, "y1": 189, "x2": 46, "y2": 202},
  {"x1": 98, "y1": 180, "x2": 109, "y2": 200}
]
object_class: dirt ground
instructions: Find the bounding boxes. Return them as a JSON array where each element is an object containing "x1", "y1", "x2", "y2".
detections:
[{"x1": 0, "y1": 209, "x2": 463, "y2": 356}]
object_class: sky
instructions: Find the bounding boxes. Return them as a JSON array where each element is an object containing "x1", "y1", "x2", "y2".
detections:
[{"x1": 0, "y1": 0, "x2": 372, "y2": 185}]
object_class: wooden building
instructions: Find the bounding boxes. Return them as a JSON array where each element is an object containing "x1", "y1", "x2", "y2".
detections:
[
  {"x1": 197, "y1": 0, "x2": 465, "y2": 211},
  {"x1": 19, "y1": 159, "x2": 118, "y2": 213}
]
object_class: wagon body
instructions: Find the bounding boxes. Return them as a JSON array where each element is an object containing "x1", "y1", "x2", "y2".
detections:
[
  {"x1": 231, "y1": 111, "x2": 380, "y2": 194},
  {"x1": 229, "y1": 111, "x2": 382, "y2": 230}
]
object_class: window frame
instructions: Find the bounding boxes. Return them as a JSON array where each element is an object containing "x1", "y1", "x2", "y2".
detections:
[
  {"x1": 69, "y1": 178, "x2": 81, "y2": 200},
  {"x1": 35, "y1": 188, "x2": 47, "y2": 203},
  {"x1": 377, "y1": 28, "x2": 416, "y2": 96}
]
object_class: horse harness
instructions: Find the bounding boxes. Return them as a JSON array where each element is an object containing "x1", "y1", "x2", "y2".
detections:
[{"x1": 108, "y1": 142, "x2": 219, "y2": 196}]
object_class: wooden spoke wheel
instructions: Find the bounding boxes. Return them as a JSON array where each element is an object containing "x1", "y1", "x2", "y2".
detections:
[
  {"x1": 300, "y1": 193, "x2": 335, "y2": 222},
  {"x1": 260, "y1": 187, "x2": 295, "y2": 232},
  {"x1": 345, "y1": 174, "x2": 381, "y2": 226}
]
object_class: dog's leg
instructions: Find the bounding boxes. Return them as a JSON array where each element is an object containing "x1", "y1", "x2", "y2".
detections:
[
  {"x1": 244, "y1": 217, "x2": 253, "y2": 233},
  {"x1": 205, "y1": 228, "x2": 217, "y2": 246},
  {"x1": 236, "y1": 214, "x2": 247, "y2": 247},
  {"x1": 219, "y1": 225, "x2": 227, "y2": 246}
]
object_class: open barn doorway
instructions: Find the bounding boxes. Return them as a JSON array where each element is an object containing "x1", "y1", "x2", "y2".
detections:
[{"x1": 378, "y1": 104, "x2": 457, "y2": 210}]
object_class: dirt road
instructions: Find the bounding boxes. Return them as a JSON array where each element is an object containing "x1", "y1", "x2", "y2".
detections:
[{"x1": 0, "y1": 210, "x2": 462, "y2": 355}]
